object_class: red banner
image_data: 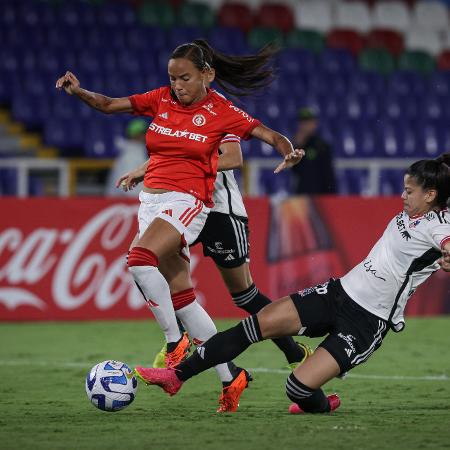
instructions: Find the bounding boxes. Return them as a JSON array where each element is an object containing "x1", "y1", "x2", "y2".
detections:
[{"x1": 0, "y1": 197, "x2": 449, "y2": 321}]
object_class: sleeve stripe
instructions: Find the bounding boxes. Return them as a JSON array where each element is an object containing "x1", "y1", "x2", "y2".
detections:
[
  {"x1": 440, "y1": 236, "x2": 450, "y2": 249},
  {"x1": 220, "y1": 134, "x2": 241, "y2": 144}
]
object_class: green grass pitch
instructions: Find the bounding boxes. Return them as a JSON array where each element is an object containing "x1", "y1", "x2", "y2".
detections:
[{"x1": 0, "y1": 318, "x2": 449, "y2": 450}]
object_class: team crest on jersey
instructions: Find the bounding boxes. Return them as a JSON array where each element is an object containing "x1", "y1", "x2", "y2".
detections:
[{"x1": 192, "y1": 114, "x2": 206, "y2": 127}]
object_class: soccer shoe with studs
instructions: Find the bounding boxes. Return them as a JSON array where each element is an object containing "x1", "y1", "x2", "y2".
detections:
[
  {"x1": 152, "y1": 342, "x2": 167, "y2": 368},
  {"x1": 286, "y1": 342, "x2": 314, "y2": 371},
  {"x1": 288, "y1": 393, "x2": 341, "y2": 414},
  {"x1": 217, "y1": 368, "x2": 253, "y2": 413},
  {"x1": 134, "y1": 367, "x2": 183, "y2": 396},
  {"x1": 165, "y1": 333, "x2": 191, "y2": 369}
]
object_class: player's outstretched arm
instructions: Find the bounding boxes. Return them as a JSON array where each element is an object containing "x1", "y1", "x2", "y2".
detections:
[
  {"x1": 250, "y1": 124, "x2": 305, "y2": 173},
  {"x1": 116, "y1": 160, "x2": 149, "y2": 192},
  {"x1": 438, "y1": 243, "x2": 450, "y2": 272},
  {"x1": 55, "y1": 71, "x2": 133, "y2": 114},
  {"x1": 217, "y1": 141, "x2": 243, "y2": 171}
]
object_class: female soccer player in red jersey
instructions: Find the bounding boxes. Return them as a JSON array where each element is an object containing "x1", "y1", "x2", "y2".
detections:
[
  {"x1": 56, "y1": 40, "x2": 305, "y2": 411},
  {"x1": 135, "y1": 154, "x2": 450, "y2": 414}
]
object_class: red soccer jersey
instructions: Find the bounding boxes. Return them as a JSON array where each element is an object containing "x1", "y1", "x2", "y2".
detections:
[{"x1": 129, "y1": 87, "x2": 260, "y2": 206}]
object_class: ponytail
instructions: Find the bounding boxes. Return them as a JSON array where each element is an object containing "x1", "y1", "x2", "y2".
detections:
[
  {"x1": 170, "y1": 39, "x2": 278, "y2": 97},
  {"x1": 407, "y1": 152, "x2": 450, "y2": 208}
]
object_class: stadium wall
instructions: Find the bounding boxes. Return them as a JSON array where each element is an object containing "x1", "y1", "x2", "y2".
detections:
[{"x1": 0, "y1": 197, "x2": 449, "y2": 321}]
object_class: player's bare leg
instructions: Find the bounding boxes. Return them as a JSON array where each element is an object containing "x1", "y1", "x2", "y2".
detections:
[{"x1": 127, "y1": 218, "x2": 185, "y2": 352}]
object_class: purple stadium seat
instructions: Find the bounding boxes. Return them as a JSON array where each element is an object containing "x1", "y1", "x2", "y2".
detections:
[
  {"x1": 0, "y1": 169, "x2": 18, "y2": 196},
  {"x1": 209, "y1": 27, "x2": 246, "y2": 53},
  {"x1": 387, "y1": 72, "x2": 427, "y2": 97},
  {"x1": 99, "y1": 2, "x2": 136, "y2": 27},
  {"x1": 18, "y1": 1, "x2": 56, "y2": 26},
  {"x1": 320, "y1": 95, "x2": 342, "y2": 121},
  {"x1": 417, "y1": 124, "x2": 443, "y2": 158},
  {"x1": 44, "y1": 118, "x2": 85, "y2": 153},
  {"x1": 166, "y1": 27, "x2": 204, "y2": 50},
  {"x1": 348, "y1": 71, "x2": 386, "y2": 96},
  {"x1": 337, "y1": 169, "x2": 370, "y2": 195},
  {"x1": 428, "y1": 72, "x2": 450, "y2": 97},
  {"x1": 58, "y1": 1, "x2": 96, "y2": 27},
  {"x1": 126, "y1": 26, "x2": 167, "y2": 51},
  {"x1": 379, "y1": 169, "x2": 404, "y2": 195},
  {"x1": 12, "y1": 93, "x2": 51, "y2": 129},
  {"x1": 278, "y1": 49, "x2": 317, "y2": 75},
  {"x1": 84, "y1": 27, "x2": 127, "y2": 50},
  {"x1": 0, "y1": 71, "x2": 14, "y2": 103},
  {"x1": 258, "y1": 169, "x2": 291, "y2": 196},
  {"x1": 383, "y1": 95, "x2": 419, "y2": 122},
  {"x1": 418, "y1": 95, "x2": 445, "y2": 123},
  {"x1": 319, "y1": 49, "x2": 356, "y2": 74},
  {"x1": 115, "y1": 50, "x2": 142, "y2": 75}
]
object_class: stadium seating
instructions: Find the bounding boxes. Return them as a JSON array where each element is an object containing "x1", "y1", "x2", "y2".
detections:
[
  {"x1": 335, "y1": 1, "x2": 372, "y2": 32},
  {"x1": 285, "y1": 29, "x2": 325, "y2": 53},
  {"x1": 4, "y1": 0, "x2": 450, "y2": 197},
  {"x1": 372, "y1": 1, "x2": 412, "y2": 32},
  {"x1": 217, "y1": 3, "x2": 254, "y2": 32},
  {"x1": 293, "y1": 0, "x2": 334, "y2": 32},
  {"x1": 255, "y1": 3, "x2": 295, "y2": 32},
  {"x1": 405, "y1": 29, "x2": 442, "y2": 56},
  {"x1": 411, "y1": 0, "x2": 450, "y2": 32},
  {"x1": 326, "y1": 29, "x2": 365, "y2": 55},
  {"x1": 366, "y1": 29, "x2": 404, "y2": 56},
  {"x1": 359, "y1": 48, "x2": 396, "y2": 75}
]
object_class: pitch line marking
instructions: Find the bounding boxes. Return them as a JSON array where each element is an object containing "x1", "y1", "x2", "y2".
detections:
[{"x1": 0, "y1": 360, "x2": 448, "y2": 381}]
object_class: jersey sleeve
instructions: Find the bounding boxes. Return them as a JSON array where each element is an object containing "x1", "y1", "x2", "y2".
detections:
[
  {"x1": 222, "y1": 102, "x2": 261, "y2": 140},
  {"x1": 220, "y1": 134, "x2": 241, "y2": 145},
  {"x1": 128, "y1": 88, "x2": 163, "y2": 117},
  {"x1": 430, "y1": 222, "x2": 450, "y2": 249}
]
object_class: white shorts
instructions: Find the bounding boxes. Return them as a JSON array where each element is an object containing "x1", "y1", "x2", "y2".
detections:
[{"x1": 137, "y1": 191, "x2": 210, "y2": 260}]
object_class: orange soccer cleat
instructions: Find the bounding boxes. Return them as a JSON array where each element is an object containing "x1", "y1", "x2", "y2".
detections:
[
  {"x1": 217, "y1": 369, "x2": 253, "y2": 413},
  {"x1": 165, "y1": 333, "x2": 191, "y2": 369}
]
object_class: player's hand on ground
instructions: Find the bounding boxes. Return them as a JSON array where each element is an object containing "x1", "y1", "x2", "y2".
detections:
[
  {"x1": 116, "y1": 170, "x2": 145, "y2": 192},
  {"x1": 55, "y1": 71, "x2": 80, "y2": 95},
  {"x1": 438, "y1": 248, "x2": 450, "y2": 272},
  {"x1": 274, "y1": 149, "x2": 305, "y2": 173}
]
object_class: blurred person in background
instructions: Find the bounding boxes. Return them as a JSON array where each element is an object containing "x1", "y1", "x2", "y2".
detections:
[
  {"x1": 56, "y1": 39, "x2": 304, "y2": 412},
  {"x1": 291, "y1": 107, "x2": 337, "y2": 195},
  {"x1": 105, "y1": 118, "x2": 148, "y2": 197}
]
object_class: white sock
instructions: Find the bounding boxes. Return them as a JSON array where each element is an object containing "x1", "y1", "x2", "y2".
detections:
[
  {"x1": 128, "y1": 265, "x2": 181, "y2": 343},
  {"x1": 176, "y1": 301, "x2": 233, "y2": 383}
]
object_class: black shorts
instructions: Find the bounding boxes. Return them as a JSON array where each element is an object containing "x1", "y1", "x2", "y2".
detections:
[
  {"x1": 290, "y1": 279, "x2": 388, "y2": 375},
  {"x1": 193, "y1": 212, "x2": 249, "y2": 269}
]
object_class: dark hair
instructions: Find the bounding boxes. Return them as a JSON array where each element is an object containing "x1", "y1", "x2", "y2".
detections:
[
  {"x1": 170, "y1": 39, "x2": 278, "y2": 97},
  {"x1": 406, "y1": 152, "x2": 450, "y2": 208}
]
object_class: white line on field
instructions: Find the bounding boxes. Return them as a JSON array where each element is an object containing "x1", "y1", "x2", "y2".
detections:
[{"x1": 0, "y1": 360, "x2": 448, "y2": 381}]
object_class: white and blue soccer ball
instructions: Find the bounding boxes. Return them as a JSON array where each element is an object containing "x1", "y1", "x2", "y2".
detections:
[{"x1": 85, "y1": 360, "x2": 138, "y2": 412}]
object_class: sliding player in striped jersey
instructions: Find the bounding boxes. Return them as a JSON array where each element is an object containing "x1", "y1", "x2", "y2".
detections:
[{"x1": 135, "y1": 153, "x2": 450, "y2": 414}]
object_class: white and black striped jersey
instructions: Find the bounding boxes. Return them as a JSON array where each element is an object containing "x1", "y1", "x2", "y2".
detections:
[
  {"x1": 340, "y1": 209, "x2": 450, "y2": 332},
  {"x1": 213, "y1": 134, "x2": 247, "y2": 218}
]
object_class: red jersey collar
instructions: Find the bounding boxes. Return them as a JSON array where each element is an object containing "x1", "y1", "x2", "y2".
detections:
[{"x1": 170, "y1": 87, "x2": 214, "y2": 110}]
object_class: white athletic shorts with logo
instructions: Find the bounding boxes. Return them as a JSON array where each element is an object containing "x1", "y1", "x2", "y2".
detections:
[{"x1": 137, "y1": 190, "x2": 210, "y2": 261}]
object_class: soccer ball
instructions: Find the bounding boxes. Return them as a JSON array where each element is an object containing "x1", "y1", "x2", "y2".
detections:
[{"x1": 85, "y1": 360, "x2": 138, "y2": 412}]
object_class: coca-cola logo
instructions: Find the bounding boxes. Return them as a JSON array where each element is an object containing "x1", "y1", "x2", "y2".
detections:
[{"x1": 0, "y1": 205, "x2": 147, "y2": 312}]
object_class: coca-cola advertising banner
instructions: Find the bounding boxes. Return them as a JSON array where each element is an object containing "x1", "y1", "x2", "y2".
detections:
[{"x1": 1, "y1": 197, "x2": 449, "y2": 321}]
